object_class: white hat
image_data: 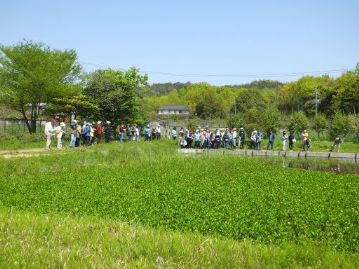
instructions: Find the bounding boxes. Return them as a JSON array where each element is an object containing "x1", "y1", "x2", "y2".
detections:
[
  {"x1": 97, "y1": 121, "x2": 102, "y2": 124},
  {"x1": 106, "y1": 121, "x2": 111, "y2": 124}
]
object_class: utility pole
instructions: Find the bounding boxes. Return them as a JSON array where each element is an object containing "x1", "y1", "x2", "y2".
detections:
[{"x1": 313, "y1": 89, "x2": 319, "y2": 116}]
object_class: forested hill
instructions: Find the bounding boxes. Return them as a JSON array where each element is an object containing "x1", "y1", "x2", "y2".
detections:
[
  {"x1": 224, "y1": 80, "x2": 284, "y2": 90},
  {"x1": 148, "y1": 80, "x2": 283, "y2": 96},
  {"x1": 148, "y1": 82, "x2": 192, "y2": 96}
]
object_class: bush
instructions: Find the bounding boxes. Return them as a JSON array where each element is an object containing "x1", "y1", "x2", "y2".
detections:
[
  {"x1": 288, "y1": 111, "x2": 309, "y2": 135},
  {"x1": 329, "y1": 112, "x2": 353, "y2": 140}
]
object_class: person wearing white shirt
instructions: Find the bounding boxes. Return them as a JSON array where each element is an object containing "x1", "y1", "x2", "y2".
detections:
[
  {"x1": 44, "y1": 118, "x2": 55, "y2": 150},
  {"x1": 54, "y1": 122, "x2": 66, "y2": 149}
]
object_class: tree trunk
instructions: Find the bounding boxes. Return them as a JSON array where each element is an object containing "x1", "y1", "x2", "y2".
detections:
[
  {"x1": 31, "y1": 119, "x2": 37, "y2": 133},
  {"x1": 30, "y1": 104, "x2": 37, "y2": 133},
  {"x1": 21, "y1": 107, "x2": 33, "y2": 134}
]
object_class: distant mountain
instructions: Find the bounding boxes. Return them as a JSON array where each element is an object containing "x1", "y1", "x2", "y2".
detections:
[{"x1": 147, "y1": 80, "x2": 284, "y2": 96}]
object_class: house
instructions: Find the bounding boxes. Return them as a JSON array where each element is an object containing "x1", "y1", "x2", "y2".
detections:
[{"x1": 158, "y1": 105, "x2": 189, "y2": 117}]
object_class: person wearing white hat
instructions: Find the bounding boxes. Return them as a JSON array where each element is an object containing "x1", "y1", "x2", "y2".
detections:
[{"x1": 54, "y1": 122, "x2": 66, "y2": 149}]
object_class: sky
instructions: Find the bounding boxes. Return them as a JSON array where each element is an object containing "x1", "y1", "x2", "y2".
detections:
[{"x1": 1, "y1": 0, "x2": 359, "y2": 85}]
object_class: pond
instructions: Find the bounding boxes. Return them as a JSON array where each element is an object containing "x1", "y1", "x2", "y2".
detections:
[{"x1": 261, "y1": 157, "x2": 359, "y2": 175}]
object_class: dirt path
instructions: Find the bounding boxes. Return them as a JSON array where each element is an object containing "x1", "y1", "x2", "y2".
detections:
[{"x1": 0, "y1": 148, "x2": 77, "y2": 159}]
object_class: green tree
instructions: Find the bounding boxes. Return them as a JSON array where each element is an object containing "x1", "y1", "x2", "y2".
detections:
[
  {"x1": 260, "y1": 106, "x2": 280, "y2": 136},
  {"x1": 225, "y1": 114, "x2": 243, "y2": 129},
  {"x1": 277, "y1": 76, "x2": 335, "y2": 116},
  {"x1": 46, "y1": 94, "x2": 99, "y2": 120},
  {"x1": 333, "y1": 70, "x2": 359, "y2": 114},
  {"x1": 232, "y1": 89, "x2": 266, "y2": 114},
  {"x1": 313, "y1": 113, "x2": 327, "y2": 140},
  {"x1": 348, "y1": 114, "x2": 359, "y2": 142},
  {"x1": 83, "y1": 68, "x2": 148, "y2": 127},
  {"x1": 241, "y1": 107, "x2": 280, "y2": 137},
  {"x1": 329, "y1": 112, "x2": 352, "y2": 139},
  {"x1": 0, "y1": 40, "x2": 81, "y2": 133},
  {"x1": 288, "y1": 111, "x2": 309, "y2": 135}
]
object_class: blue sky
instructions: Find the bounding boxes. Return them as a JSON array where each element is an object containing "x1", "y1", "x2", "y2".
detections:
[{"x1": 1, "y1": 0, "x2": 358, "y2": 85}]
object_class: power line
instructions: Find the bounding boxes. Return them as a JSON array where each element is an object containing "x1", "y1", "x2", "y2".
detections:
[
  {"x1": 144, "y1": 69, "x2": 348, "y2": 78},
  {"x1": 79, "y1": 61, "x2": 349, "y2": 78}
]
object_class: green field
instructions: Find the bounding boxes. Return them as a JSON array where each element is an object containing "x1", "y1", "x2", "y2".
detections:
[{"x1": 0, "y1": 141, "x2": 358, "y2": 268}]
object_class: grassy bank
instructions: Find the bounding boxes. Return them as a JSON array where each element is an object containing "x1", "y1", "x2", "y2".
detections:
[{"x1": 1, "y1": 208, "x2": 358, "y2": 268}]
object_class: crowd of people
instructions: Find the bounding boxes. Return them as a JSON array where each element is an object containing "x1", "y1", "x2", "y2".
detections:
[{"x1": 44, "y1": 118, "x2": 343, "y2": 152}]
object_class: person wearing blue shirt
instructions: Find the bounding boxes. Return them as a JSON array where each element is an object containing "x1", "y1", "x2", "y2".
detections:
[{"x1": 267, "y1": 131, "x2": 275, "y2": 150}]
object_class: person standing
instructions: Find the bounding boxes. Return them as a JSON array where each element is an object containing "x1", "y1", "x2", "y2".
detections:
[
  {"x1": 282, "y1": 131, "x2": 288, "y2": 152},
  {"x1": 54, "y1": 122, "x2": 66, "y2": 149},
  {"x1": 105, "y1": 121, "x2": 111, "y2": 143},
  {"x1": 256, "y1": 130, "x2": 262, "y2": 150},
  {"x1": 302, "y1": 130, "x2": 310, "y2": 152},
  {"x1": 69, "y1": 120, "x2": 78, "y2": 148},
  {"x1": 83, "y1": 122, "x2": 91, "y2": 145},
  {"x1": 119, "y1": 124, "x2": 126, "y2": 143},
  {"x1": 75, "y1": 122, "x2": 82, "y2": 147},
  {"x1": 239, "y1": 127, "x2": 245, "y2": 149},
  {"x1": 267, "y1": 131, "x2": 275, "y2": 150},
  {"x1": 156, "y1": 125, "x2": 161, "y2": 140},
  {"x1": 232, "y1": 128, "x2": 238, "y2": 148},
  {"x1": 171, "y1": 127, "x2": 177, "y2": 140},
  {"x1": 44, "y1": 118, "x2": 55, "y2": 150},
  {"x1": 96, "y1": 121, "x2": 103, "y2": 144},
  {"x1": 288, "y1": 132, "x2": 294, "y2": 151},
  {"x1": 250, "y1": 130, "x2": 257, "y2": 150},
  {"x1": 143, "y1": 125, "x2": 150, "y2": 141}
]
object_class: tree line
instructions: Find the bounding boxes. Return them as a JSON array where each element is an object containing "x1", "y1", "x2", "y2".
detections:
[{"x1": 0, "y1": 40, "x2": 358, "y2": 141}]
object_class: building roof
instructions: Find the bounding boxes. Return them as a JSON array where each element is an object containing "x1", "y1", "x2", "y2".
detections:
[{"x1": 159, "y1": 105, "x2": 189, "y2": 111}]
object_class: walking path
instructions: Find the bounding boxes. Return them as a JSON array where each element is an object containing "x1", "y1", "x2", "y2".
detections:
[
  {"x1": 1, "y1": 147, "x2": 358, "y2": 160},
  {"x1": 179, "y1": 148, "x2": 359, "y2": 160},
  {"x1": 0, "y1": 148, "x2": 78, "y2": 159}
]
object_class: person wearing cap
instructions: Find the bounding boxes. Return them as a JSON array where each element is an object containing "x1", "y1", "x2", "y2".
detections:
[{"x1": 44, "y1": 118, "x2": 55, "y2": 150}]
